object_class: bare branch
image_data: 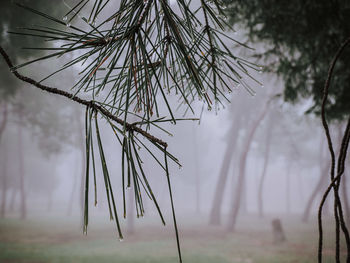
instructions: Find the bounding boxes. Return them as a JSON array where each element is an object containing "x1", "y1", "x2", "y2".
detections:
[{"x1": 318, "y1": 36, "x2": 350, "y2": 263}]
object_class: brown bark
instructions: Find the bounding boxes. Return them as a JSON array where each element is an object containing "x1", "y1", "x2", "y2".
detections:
[{"x1": 227, "y1": 101, "x2": 270, "y2": 232}]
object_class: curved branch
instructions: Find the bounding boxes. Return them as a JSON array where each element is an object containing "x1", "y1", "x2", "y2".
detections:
[
  {"x1": 0, "y1": 45, "x2": 167, "y2": 148},
  {"x1": 318, "y1": 36, "x2": 350, "y2": 263}
]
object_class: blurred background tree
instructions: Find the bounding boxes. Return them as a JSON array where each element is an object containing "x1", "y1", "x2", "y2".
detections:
[
  {"x1": 225, "y1": 0, "x2": 350, "y2": 120},
  {"x1": 0, "y1": 0, "x2": 65, "y2": 97},
  {"x1": 224, "y1": 1, "x2": 350, "y2": 261},
  {"x1": 0, "y1": 1, "x2": 83, "y2": 220}
]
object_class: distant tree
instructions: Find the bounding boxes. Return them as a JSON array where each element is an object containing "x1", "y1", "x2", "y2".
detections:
[
  {"x1": 209, "y1": 97, "x2": 243, "y2": 225},
  {"x1": 0, "y1": 1, "x2": 262, "y2": 261},
  {"x1": 1, "y1": 1, "x2": 93, "y2": 220},
  {"x1": 0, "y1": 0, "x2": 65, "y2": 97},
  {"x1": 226, "y1": 0, "x2": 350, "y2": 120},
  {"x1": 225, "y1": 1, "x2": 350, "y2": 261}
]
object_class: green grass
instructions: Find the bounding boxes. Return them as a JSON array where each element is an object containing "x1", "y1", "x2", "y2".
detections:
[{"x1": 0, "y1": 214, "x2": 346, "y2": 263}]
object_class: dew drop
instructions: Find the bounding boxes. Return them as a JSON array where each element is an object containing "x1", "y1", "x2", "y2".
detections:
[
  {"x1": 66, "y1": 23, "x2": 71, "y2": 28},
  {"x1": 119, "y1": 238, "x2": 124, "y2": 242},
  {"x1": 63, "y1": 16, "x2": 68, "y2": 21}
]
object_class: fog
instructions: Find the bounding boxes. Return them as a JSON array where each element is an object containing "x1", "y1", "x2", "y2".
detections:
[{"x1": 0, "y1": 1, "x2": 347, "y2": 262}]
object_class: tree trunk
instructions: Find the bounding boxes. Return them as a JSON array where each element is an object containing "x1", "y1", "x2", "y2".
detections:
[
  {"x1": 209, "y1": 113, "x2": 242, "y2": 225},
  {"x1": 258, "y1": 116, "x2": 273, "y2": 218},
  {"x1": 0, "y1": 142, "x2": 8, "y2": 218},
  {"x1": 227, "y1": 101, "x2": 270, "y2": 232},
  {"x1": 18, "y1": 111, "x2": 27, "y2": 220},
  {"x1": 9, "y1": 189, "x2": 16, "y2": 213}
]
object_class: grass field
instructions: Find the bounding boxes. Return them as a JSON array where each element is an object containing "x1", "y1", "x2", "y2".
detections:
[{"x1": 0, "y1": 213, "x2": 346, "y2": 263}]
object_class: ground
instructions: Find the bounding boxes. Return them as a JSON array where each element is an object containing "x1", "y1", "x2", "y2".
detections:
[{"x1": 0, "y1": 213, "x2": 346, "y2": 263}]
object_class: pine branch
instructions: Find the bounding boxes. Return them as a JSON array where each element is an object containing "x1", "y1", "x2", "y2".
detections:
[{"x1": 0, "y1": 45, "x2": 167, "y2": 148}]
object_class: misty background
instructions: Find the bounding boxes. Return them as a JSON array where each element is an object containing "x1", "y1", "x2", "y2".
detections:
[{"x1": 0, "y1": 0, "x2": 348, "y2": 262}]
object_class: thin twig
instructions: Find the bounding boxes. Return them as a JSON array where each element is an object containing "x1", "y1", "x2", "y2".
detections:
[
  {"x1": 0, "y1": 45, "x2": 168, "y2": 148},
  {"x1": 318, "y1": 36, "x2": 350, "y2": 263}
]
